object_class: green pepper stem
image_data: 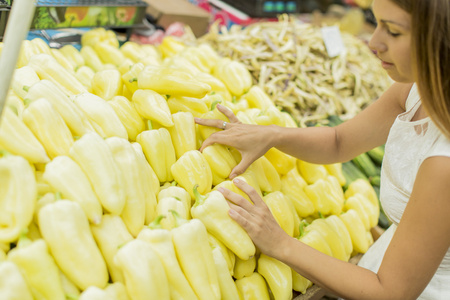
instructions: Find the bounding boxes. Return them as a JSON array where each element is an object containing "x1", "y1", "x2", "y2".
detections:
[
  {"x1": 192, "y1": 184, "x2": 207, "y2": 208},
  {"x1": 147, "y1": 120, "x2": 153, "y2": 130},
  {"x1": 17, "y1": 228, "x2": 32, "y2": 248},
  {"x1": 298, "y1": 220, "x2": 310, "y2": 239},
  {"x1": 210, "y1": 99, "x2": 221, "y2": 111},
  {"x1": 148, "y1": 215, "x2": 166, "y2": 229},
  {"x1": 170, "y1": 210, "x2": 187, "y2": 227}
]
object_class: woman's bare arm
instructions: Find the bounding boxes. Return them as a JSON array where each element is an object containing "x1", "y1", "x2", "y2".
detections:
[{"x1": 221, "y1": 155, "x2": 450, "y2": 300}]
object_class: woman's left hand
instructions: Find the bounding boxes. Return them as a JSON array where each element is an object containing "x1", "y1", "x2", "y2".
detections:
[{"x1": 218, "y1": 178, "x2": 291, "y2": 258}]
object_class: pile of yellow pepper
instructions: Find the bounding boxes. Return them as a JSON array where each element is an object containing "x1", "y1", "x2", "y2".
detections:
[{"x1": 0, "y1": 28, "x2": 380, "y2": 300}]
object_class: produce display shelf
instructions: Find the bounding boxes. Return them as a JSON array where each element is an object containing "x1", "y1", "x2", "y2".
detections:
[{"x1": 0, "y1": 0, "x2": 148, "y2": 40}]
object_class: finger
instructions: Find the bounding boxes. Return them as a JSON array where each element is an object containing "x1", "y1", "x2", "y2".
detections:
[
  {"x1": 232, "y1": 178, "x2": 266, "y2": 207},
  {"x1": 217, "y1": 104, "x2": 240, "y2": 123},
  {"x1": 217, "y1": 187, "x2": 255, "y2": 210},
  {"x1": 194, "y1": 117, "x2": 227, "y2": 129},
  {"x1": 198, "y1": 131, "x2": 228, "y2": 152},
  {"x1": 229, "y1": 154, "x2": 256, "y2": 179}
]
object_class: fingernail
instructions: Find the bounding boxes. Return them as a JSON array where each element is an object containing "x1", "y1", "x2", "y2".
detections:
[
  {"x1": 233, "y1": 178, "x2": 240, "y2": 184},
  {"x1": 217, "y1": 187, "x2": 225, "y2": 193},
  {"x1": 228, "y1": 209, "x2": 237, "y2": 216}
]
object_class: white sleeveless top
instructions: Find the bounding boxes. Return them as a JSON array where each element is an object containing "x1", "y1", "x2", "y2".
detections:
[{"x1": 357, "y1": 84, "x2": 450, "y2": 299}]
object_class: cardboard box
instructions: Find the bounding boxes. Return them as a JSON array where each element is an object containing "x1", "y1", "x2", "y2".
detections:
[{"x1": 144, "y1": 0, "x2": 211, "y2": 37}]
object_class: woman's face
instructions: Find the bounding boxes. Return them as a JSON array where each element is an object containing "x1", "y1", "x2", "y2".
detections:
[{"x1": 369, "y1": 0, "x2": 413, "y2": 83}]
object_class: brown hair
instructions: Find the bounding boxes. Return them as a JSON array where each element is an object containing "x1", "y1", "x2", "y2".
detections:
[{"x1": 391, "y1": 0, "x2": 450, "y2": 138}]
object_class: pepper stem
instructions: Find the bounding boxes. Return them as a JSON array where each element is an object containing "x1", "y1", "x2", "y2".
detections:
[
  {"x1": 298, "y1": 220, "x2": 310, "y2": 239},
  {"x1": 192, "y1": 184, "x2": 207, "y2": 208},
  {"x1": 148, "y1": 215, "x2": 165, "y2": 229},
  {"x1": 170, "y1": 210, "x2": 187, "y2": 227},
  {"x1": 147, "y1": 120, "x2": 153, "y2": 130},
  {"x1": 16, "y1": 228, "x2": 32, "y2": 248}
]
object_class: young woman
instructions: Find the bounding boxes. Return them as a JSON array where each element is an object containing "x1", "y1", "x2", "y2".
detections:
[{"x1": 195, "y1": 0, "x2": 450, "y2": 298}]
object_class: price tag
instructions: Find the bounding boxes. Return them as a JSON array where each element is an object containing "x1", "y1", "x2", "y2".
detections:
[{"x1": 321, "y1": 26, "x2": 345, "y2": 58}]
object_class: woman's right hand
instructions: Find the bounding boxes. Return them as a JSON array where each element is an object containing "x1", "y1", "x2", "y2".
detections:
[{"x1": 195, "y1": 104, "x2": 277, "y2": 178}]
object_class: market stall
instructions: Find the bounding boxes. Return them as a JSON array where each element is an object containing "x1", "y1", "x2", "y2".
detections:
[{"x1": 0, "y1": 0, "x2": 389, "y2": 299}]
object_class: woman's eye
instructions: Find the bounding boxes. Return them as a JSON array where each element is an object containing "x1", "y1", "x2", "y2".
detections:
[{"x1": 387, "y1": 30, "x2": 401, "y2": 37}]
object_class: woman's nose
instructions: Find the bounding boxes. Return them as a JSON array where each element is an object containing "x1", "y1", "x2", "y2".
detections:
[{"x1": 368, "y1": 27, "x2": 387, "y2": 54}]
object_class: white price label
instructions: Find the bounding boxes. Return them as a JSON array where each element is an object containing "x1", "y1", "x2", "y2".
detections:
[{"x1": 321, "y1": 26, "x2": 345, "y2": 58}]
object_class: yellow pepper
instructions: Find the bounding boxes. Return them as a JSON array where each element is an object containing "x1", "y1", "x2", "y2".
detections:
[
  {"x1": 249, "y1": 155, "x2": 282, "y2": 193},
  {"x1": 280, "y1": 167, "x2": 315, "y2": 218},
  {"x1": 304, "y1": 178, "x2": 343, "y2": 216},
  {"x1": 17, "y1": 40, "x2": 40, "y2": 68},
  {"x1": 224, "y1": 96, "x2": 250, "y2": 114},
  {"x1": 5, "y1": 90, "x2": 24, "y2": 119},
  {"x1": 27, "y1": 54, "x2": 87, "y2": 96},
  {"x1": 132, "y1": 89, "x2": 173, "y2": 127},
  {"x1": 80, "y1": 45, "x2": 105, "y2": 72},
  {"x1": 233, "y1": 255, "x2": 256, "y2": 280},
  {"x1": 164, "y1": 55, "x2": 203, "y2": 74},
  {"x1": 280, "y1": 111, "x2": 299, "y2": 128},
  {"x1": 22, "y1": 98, "x2": 74, "y2": 159},
  {"x1": 344, "y1": 178, "x2": 380, "y2": 211},
  {"x1": 325, "y1": 163, "x2": 347, "y2": 186},
  {"x1": 137, "y1": 127, "x2": 177, "y2": 183},
  {"x1": 257, "y1": 254, "x2": 293, "y2": 300},
  {"x1": 137, "y1": 65, "x2": 211, "y2": 98},
  {"x1": 59, "y1": 44, "x2": 85, "y2": 70},
  {"x1": 192, "y1": 185, "x2": 256, "y2": 260},
  {"x1": 137, "y1": 217, "x2": 197, "y2": 300},
  {"x1": 213, "y1": 57, "x2": 253, "y2": 97},
  {"x1": 292, "y1": 268, "x2": 313, "y2": 295},
  {"x1": 69, "y1": 132, "x2": 126, "y2": 215},
  {"x1": 197, "y1": 100, "x2": 230, "y2": 140},
  {"x1": 30, "y1": 37, "x2": 52, "y2": 56},
  {"x1": 156, "y1": 197, "x2": 187, "y2": 230},
  {"x1": 197, "y1": 73, "x2": 233, "y2": 101},
  {"x1": 339, "y1": 209, "x2": 370, "y2": 254},
  {"x1": 82, "y1": 27, "x2": 119, "y2": 48},
  {"x1": 11, "y1": 66, "x2": 40, "y2": 99},
  {"x1": 297, "y1": 160, "x2": 329, "y2": 184},
  {"x1": 130, "y1": 142, "x2": 159, "y2": 224},
  {"x1": 120, "y1": 41, "x2": 147, "y2": 63},
  {"x1": 203, "y1": 143, "x2": 237, "y2": 186},
  {"x1": 167, "y1": 95, "x2": 209, "y2": 118},
  {"x1": 114, "y1": 239, "x2": 170, "y2": 300},
  {"x1": 106, "y1": 137, "x2": 147, "y2": 236},
  {"x1": 7, "y1": 233, "x2": 66, "y2": 300},
  {"x1": 242, "y1": 85, "x2": 276, "y2": 110},
  {"x1": 122, "y1": 62, "x2": 144, "y2": 95},
  {"x1": 344, "y1": 194, "x2": 378, "y2": 230},
  {"x1": 108, "y1": 96, "x2": 145, "y2": 142},
  {"x1": 50, "y1": 48, "x2": 75, "y2": 71},
  {"x1": 212, "y1": 247, "x2": 242, "y2": 300},
  {"x1": 90, "y1": 214, "x2": 134, "y2": 284},
  {"x1": 75, "y1": 65, "x2": 95, "y2": 90},
  {"x1": 177, "y1": 46, "x2": 211, "y2": 73},
  {"x1": 0, "y1": 261, "x2": 34, "y2": 300},
  {"x1": 265, "y1": 147, "x2": 296, "y2": 176},
  {"x1": 91, "y1": 69, "x2": 123, "y2": 100},
  {"x1": 0, "y1": 107, "x2": 49, "y2": 164},
  {"x1": 171, "y1": 211, "x2": 221, "y2": 300},
  {"x1": 167, "y1": 111, "x2": 197, "y2": 159},
  {"x1": 171, "y1": 150, "x2": 213, "y2": 200},
  {"x1": 78, "y1": 283, "x2": 131, "y2": 300},
  {"x1": 208, "y1": 233, "x2": 236, "y2": 276},
  {"x1": 43, "y1": 155, "x2": 103, "y2": 225},
  {"x1": 235, "y1": 272, "x2": 271, "y2": 300},
  {"x1": 118, "y1": 58, "x2": 134, "y2": 75},
  {"x1": 294, "y1": 221, "x2": 334, "y2": 294},
  {"x1": 25, "y1": 79, "x2": 95, "y2": 137},
  {"x1": 72, "y1": 92, "x2": 128, "y2": 139},
  {"x1": 326, "y1": 175, "x2": 346, "y2": 207},
  {"x1": 157, "y1": 183, "x2": 191, "y2": 218},
  {"x1": 326, "y1": 215, "x2": 353, "y2": 260},
  {"x1": 94, "y1": 42, "x2": 126, "y2": 67},
  {"x1": 305, "y1": 218, "x2": 347, "y2": 261},
  {"x1": 263, "y1": 191, "x2": 296, "y2": 237},
  {"x1": 0, "y1": 152, "x2": 36, "y2": 244},
  {"x1": 159, "y1": 35, "x2": 186, "y2": 58},
  {"x1": 38, "y1": 200, "x2": 109, "y2": 290}
]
